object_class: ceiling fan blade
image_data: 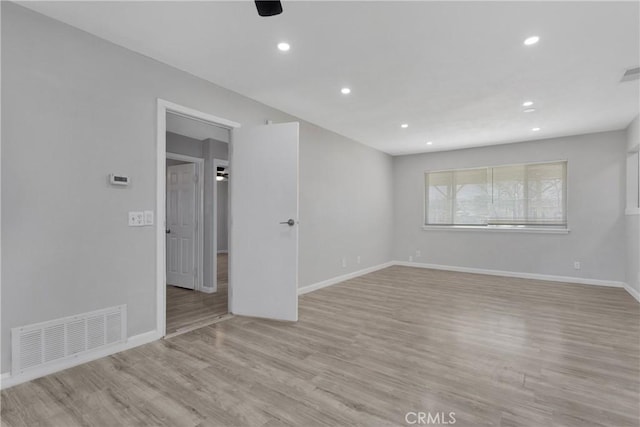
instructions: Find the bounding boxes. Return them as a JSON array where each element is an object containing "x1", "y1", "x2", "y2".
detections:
[{"x1": 255, "y1": 1, "x2": 283, "y2": 17}]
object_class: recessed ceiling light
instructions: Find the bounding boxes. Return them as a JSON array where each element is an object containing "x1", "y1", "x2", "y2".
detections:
[
  {"x1": 277, "y1": 42, "x2": 290, "y2": 52},
  {"x1": 532, "y1": 127, "x2": 541, "y2": 132},
  {"x1": 522, "y1": 101, "x2": 534, "y2": 107},
  {"x1": 341, "y1": 87, "x2": 351, "y2": 95},
  {"x1": 523, "y1": 108, "x2": 536, "y2": 113},
  {"x1": 426, "y1": 141, "x2": 433, "y2": 145},
  {"x1": 524, "y1": 36, "x2": 540, "y2": 46},
  {"x1": 401, "y1": 123, "x2": 409, "y2": 128}
]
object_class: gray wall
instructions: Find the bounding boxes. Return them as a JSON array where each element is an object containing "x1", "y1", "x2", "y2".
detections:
[
  {"x1": 299, "y1": 123, "x2": 394, "y2": 286},
  {"x1": 217, "y1": 181, "x2": 228, "y2": 252},
  {"x1": 1, "y1": 3, "x2": 394, "y2": 373},
  {"x1": 626, "y1": 116, "x2": 640, "y2": 294},
  {"x1": 393, "y1": 131, "x2": 628, "y2": 282},
  {"x1": 166, "y1": 131, "x2": 203, "y2": 158}
]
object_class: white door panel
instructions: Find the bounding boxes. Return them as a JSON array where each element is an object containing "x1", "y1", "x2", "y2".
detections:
[
  {"x1": 166, "y1": 163, "x2": 196, "y2": 289},
  {"x1": 230, "y1": 122, "x2": 299, "y2": 321}
]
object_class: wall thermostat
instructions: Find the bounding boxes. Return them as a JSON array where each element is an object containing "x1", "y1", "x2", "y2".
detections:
[{"x1": 109, "y1": 174, "x2": 130, "y2": 186}]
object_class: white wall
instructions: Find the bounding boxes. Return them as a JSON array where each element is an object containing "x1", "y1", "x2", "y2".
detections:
[
  {"x1": 0, "y1": 3, "x2": 394, "y2": 373},
  {"x1": 626, "y1": 116, "x2": 640, "y2": 295},
  {"x1": 393, "y1": 131, "x2": 628, "y2": 283}
]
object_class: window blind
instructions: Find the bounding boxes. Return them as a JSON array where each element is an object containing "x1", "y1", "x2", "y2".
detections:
[{"x1": 425, "y1": 161, "x2": 567, "y2": 227}]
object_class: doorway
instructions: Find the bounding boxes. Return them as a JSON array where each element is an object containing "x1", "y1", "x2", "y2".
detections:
[
  {"x1": 156, "y1": 99, "x2": 300, "y2": 339},
  {"x1": 163, "y1": 111, "x2": 233, "y2": 336},
  {"x1": 165, "y1": 153, "x2": 203, "y2": 291}
]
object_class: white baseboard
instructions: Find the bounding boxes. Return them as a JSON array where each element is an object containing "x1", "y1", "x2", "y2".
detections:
[
  {"x1": 624, "y1": 283, "x2": 640, "y2": 303},
  {"x1": 298, "y1": 261, "x2": 395, "y2": 295},
  {"x1": 394, "y1": 261, "x2": 626, "y2": 288},
  {"x1": 296, "y1": 260, "x2": 631, "y2": 299},
  {"x1": 200, "y1": 286, "x2": 217, "y2": 294},
  {"x1": 0, "y1": 330, "x2": 161, "y2": 390}
]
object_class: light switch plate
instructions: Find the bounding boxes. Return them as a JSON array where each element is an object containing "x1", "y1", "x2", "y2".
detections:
[
  {"x1": 128, "y1": 211, "x2": 145, "y2": 227},
  {"x1": 144, "y1": 210, "x2": 154, "y2": 225}
]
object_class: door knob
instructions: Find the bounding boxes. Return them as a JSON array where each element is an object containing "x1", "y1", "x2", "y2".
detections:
[
  {"x1": 279, "y1": 219, "x2": 295, "y2": 226},
  {"x1": 166, "y1": 229, "x2": 171, "y2": 234}
]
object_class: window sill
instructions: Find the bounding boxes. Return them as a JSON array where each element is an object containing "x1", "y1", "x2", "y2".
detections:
[
  {"x1": 625, "y1": 207, "x2": 640, "y2": 216},
  {"x1": 422, "y1": 225, "x2": 570, "y2": 234}
]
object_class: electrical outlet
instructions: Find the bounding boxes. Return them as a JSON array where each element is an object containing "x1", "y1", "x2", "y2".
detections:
[
  {"x1": 409, "y1": 255, "x2": 413, "y2": 262},
  {"x1": 341, "y1": 257, "x2": 347, "y2": 268},
  {"x1": 356, "y1": 256, "x2": 361, "y2": 265},
  {"x1": 416, "y1": 250, "x2": 421, "y2": 258},
  {"x1": 128, "y1": 211, "x2": 145, "y2": 227},
  {"x1": 144, "y1": 210, "x2": 154, "y2": 225},
  {"x1": 574, "y1": 261, "x2": 581, "y2": 270}
]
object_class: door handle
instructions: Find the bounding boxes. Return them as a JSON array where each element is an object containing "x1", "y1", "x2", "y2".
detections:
[
  {"x1": 279, "y1": 219, "x2": 295, "y2": 226},
  {"x1": 166, "y1": 229, "x2": 171, "y2": 234}
]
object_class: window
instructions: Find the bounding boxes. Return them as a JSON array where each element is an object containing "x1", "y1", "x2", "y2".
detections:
[{"x1": 425, "y1": 161, "x2": 567, "y2": 229}]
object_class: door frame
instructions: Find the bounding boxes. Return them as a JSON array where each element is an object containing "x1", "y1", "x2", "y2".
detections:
[
  {"x1": 166, "y1": 152, "x2": 204, "y2": 292},
  {"x1": 212, "y1": 158, "x2": 230, "y2": 293},
  {"x1": 156, "y1": 99, "x2": 240, "y2": 337}
]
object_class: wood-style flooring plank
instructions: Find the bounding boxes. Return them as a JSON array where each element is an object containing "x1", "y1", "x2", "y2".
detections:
[
  {"x1": 166, "y1": 254, "x2": 229, "y2": 334},
  {"x1": 2, "y1": 265, "x2": 638, "y2": 426}
]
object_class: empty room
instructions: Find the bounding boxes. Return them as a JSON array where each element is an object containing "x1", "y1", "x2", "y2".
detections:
[{"x1": 1, "y1": 1, "x2": 639, "y2": 427}]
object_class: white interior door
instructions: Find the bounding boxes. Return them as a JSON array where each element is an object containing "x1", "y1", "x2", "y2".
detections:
[
  {"x1": 166, "y1": 163, "x2": 196, "y2": 289},
  {"x1": 230, "y1": 122, "x2": 299, "y2": 321}
]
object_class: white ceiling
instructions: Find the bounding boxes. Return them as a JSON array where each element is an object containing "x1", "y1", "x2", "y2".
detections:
[{"x1": 20, "y1": 1, "x2": 640, "y2": 155}]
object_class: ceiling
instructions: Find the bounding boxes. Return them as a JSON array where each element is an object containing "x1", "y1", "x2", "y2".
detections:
[{"x1": 19, "y1": 1, "x2": 640, "y2": 155}]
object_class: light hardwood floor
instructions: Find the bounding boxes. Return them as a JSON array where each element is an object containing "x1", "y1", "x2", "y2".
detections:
[
  {"x1": 2, "y1": 266, "x2": 638, "y2": 426},
  {"x1": 166, "y1": 253, "x2": 228, "y2": 335}
]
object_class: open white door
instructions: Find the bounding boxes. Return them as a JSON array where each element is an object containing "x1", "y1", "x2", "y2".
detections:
[
  {"x1": 230, "y1": 122, "x2": 299, "y2": 321},
  {"x1": 166, "y1": 163, "x2": 197, "y2": 289}
]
